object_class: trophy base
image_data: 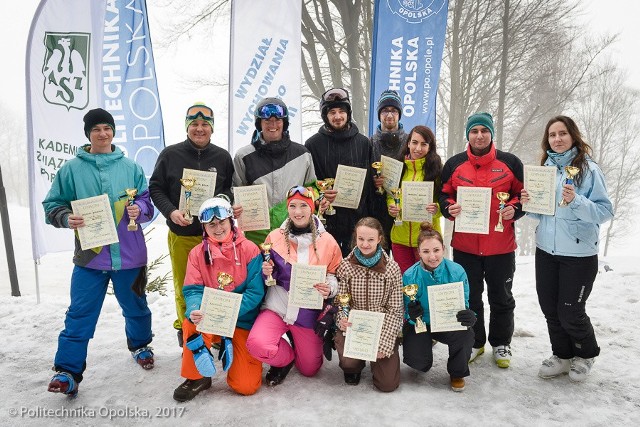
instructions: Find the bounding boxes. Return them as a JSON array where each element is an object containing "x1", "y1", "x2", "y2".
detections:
[
  {"x1": 127, "y1": 223, "x2": 138, "y2": 231},
  {"x1": 558, "y1": 200, "x2": 568, "y2": 207},
  {"x1": 415, "y1": 319, "x2": 427, "y2": 334},
  {"x1": 325, "y1": 209, "x2": 336, "y2": 216},
  {"x1": 266, "y1": 278, "x2": 276, "y2": 287},
  {"x1": 184, "y1": 215, "x2": 194, "y2": 224},
  {"x1": 376, "y1": 187, "x2": 385, "y2": 195},
  {"x1": 494, "y1": 225, "x2": 504, "y2": 232},
  {"x1": 319, "y1": 216, "x2": 327, "y2": 225}
]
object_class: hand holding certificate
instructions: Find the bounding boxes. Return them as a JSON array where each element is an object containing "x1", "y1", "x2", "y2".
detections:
[
  {"x1": 288, "y1": 263, "x2": 327, "y2": 309},
  {"x1": 71, "y1": 194, "x2": 119, "y2": 250},
  {"x1": 196, "y1": 287, "x2": 243, "y2": 336},
  {"x1": 343, "y1": 310, "x2": 385, "y2": 362},
  {"x1": 427, "y1": 282, "x2": 467, "y2": 333},
  {"x1": 455, "y1": 187, "x2": 492, "y2": 234}
]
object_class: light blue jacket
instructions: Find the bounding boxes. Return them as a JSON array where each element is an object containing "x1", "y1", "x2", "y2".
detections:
[{"x1": 527, "y1": 148, "x2": 613, "y2": 257}]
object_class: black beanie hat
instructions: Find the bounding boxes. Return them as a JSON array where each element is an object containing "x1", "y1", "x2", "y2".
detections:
[
  {"x1": 377, "y1": 90, "x2": 402, "y2": 121},
  {"x1": 83, "y1": 108, "x2": 115, "y2": 139},
  {"x1": 320, "y1": 88, "x2": 352, "y2": 127}
]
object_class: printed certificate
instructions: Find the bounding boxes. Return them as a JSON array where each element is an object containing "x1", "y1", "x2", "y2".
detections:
[
  {"x1": 178, "y1": 168, "x2": 217, "y2": 216},
  {"x1": 427, "y1": 282, "x2": 467, "y2": 333},
  {"x1": 401, "y1": 181, "x2": 434, "y2": 223},
  {"x1": 455, "y1": 187, "x2": 492, "y2": 234},
  {"x1": 288, "y1": 263, "x2": 326, "y2": 310},
  {"x1": 523, "y1": 165, "x2": 556, "y2": 215},
  {"x1": 332, "y1": 165, "x2": 367, "y2": 209},
  {"x1": 71, "y1": 194, "x2": 119, "y2": 250},
  {"x1": 196, "y1": 287, "x2": 243, "y2": 337},
  {"x1": 233, "y1": 184, "x2": 270, "y2": 231},
  {"x1": 380, "y1": 155, "x2": 403, "y2": 194},
  {"x1": 343, "y1": 310, "x2": 385, "y2": 362}
]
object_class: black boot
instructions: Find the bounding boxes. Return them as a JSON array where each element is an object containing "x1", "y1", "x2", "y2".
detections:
[
  {"x1": 344, "y1": 372, "x2": 361, "y2": 385},
  {"x1": 265, "y1": 361, "x2": 295, "y2": 386},
  {"x1": 173, "y1": 377, "x2": 212, "y2": 402},
  {"x1": 177, "y1": 329, "x2": 184, "y2": 348}
]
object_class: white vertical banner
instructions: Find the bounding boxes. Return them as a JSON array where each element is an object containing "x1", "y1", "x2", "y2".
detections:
[{"x1": 229, "y1": 0, "x2": 302, "y2": 155}]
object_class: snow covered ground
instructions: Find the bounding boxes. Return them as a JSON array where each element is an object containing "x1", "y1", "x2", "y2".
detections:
[{"x1": 1, "y1": 204, "x2": 639, "y2": 426}]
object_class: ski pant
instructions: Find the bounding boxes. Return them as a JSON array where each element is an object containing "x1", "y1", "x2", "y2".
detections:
[
  {"x1": 535, "y1": 248, "x2": 600, "y2": 359},
  {"x1": 168, "y1": 231, "x2": 201, "y2": 330},
  {"x1": 453, "y1": 249, "x2": 516, "y2": 349},
  {"x1": 391, "y1": 243, "x2": 419, "y2": 274},
  {"x1": 54, "y1": 266, "x2": 152, "y2": 382}
]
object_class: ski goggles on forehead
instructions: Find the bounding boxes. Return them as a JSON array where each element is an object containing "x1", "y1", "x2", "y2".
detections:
[
  {"x1": 286, "y1": 186, "x2": 314, "y2": 199},
  {"x1": 186, "y1": 105, "x2": 214, "y2": 122},
  {"x1": 199, "y1": 205, "x2": 233, "y2": 224},
  {"x1": 256, "y1": 103, "x2": 287, "y2": 119},
  {"x1": 322, "y1": 88, "x2": 349, "y2": 102}
]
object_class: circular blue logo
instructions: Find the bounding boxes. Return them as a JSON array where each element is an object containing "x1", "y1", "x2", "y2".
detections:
[{"x1": 387, "y1": 0, "x2": 447, "y2": 24}]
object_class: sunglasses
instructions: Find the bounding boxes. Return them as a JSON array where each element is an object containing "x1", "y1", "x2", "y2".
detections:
[
  {"x1": 186, "y1": 105, "x2": 214, "y2": 122},
  {"x1": 286, "y1": 186, "x2": 314, "y2": 199},
  {"x1": 322, "y1": 88, "x2": 349, "y2": 102},
  {"x1": 256, "y1": 103, "x2": 287, "y2": 119},
  {"x1": 199, "y1": 205, "x2": 233, "y2": 224}
]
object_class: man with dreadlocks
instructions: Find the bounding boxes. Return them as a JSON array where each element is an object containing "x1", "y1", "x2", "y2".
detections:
[
  {"x1": 246, "y1": 186, "x2": 342, "y2": 386},
  {"x1": 173, "y1": 196, "x2": 265, "y2": 402}
]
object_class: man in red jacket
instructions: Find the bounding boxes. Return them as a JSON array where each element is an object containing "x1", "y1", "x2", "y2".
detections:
[{"x1": 439, "y1": 112, "x2": 524, "y2": 368}]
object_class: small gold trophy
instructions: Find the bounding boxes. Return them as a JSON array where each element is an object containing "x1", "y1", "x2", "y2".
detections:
[
  {"x1": 559, "y1": 166, "x2": 580, "y2": 207},
  {"x1": 494, "y1": 192, "x2": 510, "y2": 232},
  {"x1": 125, "y1": 188, "x2": 138, "y2": 231},
  {"x1": 402, "y1": 284, "x2": 427, "y2": 334},
  {"x1": 371, "y1": 162, "x2": 384, "y2": 194},
  {"x1": 336, "y1": 293, "x2": 351, "y2": 336},
  {"x1": 217, "y1": 272, "x2": 234, "y2": 290},
  {"x1": 390, "y1": 187, "x2": 402, "y2": 226},
  {"x1": 259, "y1": 242, "x2": 277, "y2": 286},
  {"x1": 317, "y1": 178, "x2": 336, "y2": 223},
  {"x1": 180, "y1": 177, "x2": 197, "y2": 224}
]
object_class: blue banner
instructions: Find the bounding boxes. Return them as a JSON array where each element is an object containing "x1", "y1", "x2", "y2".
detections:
[{"x1": 369, "y1": 0, "x2": 449, "y2": 135}]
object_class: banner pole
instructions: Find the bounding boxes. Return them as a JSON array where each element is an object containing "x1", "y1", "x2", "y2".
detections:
[
  {"x1": 34, "y1": 259, "x2": 41, "y2": 304},
  {"x1": 0, "y1": 165, "x2": 21, "y2": 297}
]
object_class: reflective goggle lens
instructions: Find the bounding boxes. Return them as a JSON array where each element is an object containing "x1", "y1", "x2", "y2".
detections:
[
  {"x1": 286, "y1": 186, "x2": 314, "y2": 199},
  {"x1": 322, "y1": 88, "x2": 349, "y2": 102},
  {"x1": 199, "y1": 206, "x2": 232, "y2": 223},
  {"x1": 256, "y1": 103, "x2": 287, "y2": 119},
  {"x1": 186, "y1": 106, "x2": 214, "y2": 122}
]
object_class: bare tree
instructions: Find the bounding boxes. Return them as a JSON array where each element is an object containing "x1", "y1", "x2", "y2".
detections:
[{"x1": 0, "y1": 102, "x2": 27, "y2": 206}]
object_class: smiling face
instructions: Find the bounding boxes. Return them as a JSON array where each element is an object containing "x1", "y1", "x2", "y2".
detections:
[
  {"x1": 408, "y1": 131, "x2": 429, "y2": 160},
  {"x1": 261, "y1": 117, "x2": 284, "y2": 142},
  {"x1": 204, "y1": 218, "x2": 232, "y2": 241},
  {"x1": 89, "y1": 124, "x2": 114, "y2": 153},
  {"x1": 418, "y1": 237, "x2": 445, "y2": 271},
  {"x1": 187, "y1": 120, "x2": 213, "y2": 148},
  {"x1": 380, "y1": 107, "x2": 400, "y2": 132},
  {"x1": 467, "y1": 125, "x2": 492, "y2": 154},
  {"x1": 547, "y1": 121, "x2": 574, "y2": 154},
  {"x1": 288, "y1": 200, "x2": 312, "y2": 228},
  {"x1": 326, "y1": 107, "x2": 348, "y2": 131},
  {"x1": 355, "y1": 225, "x2": 382, "y2": 257}
]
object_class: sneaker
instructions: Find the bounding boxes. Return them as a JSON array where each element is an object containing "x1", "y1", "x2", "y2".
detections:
[
  {"x1": 538, "y1": 355, "x2": 571, "y2": 379},
  {"x1": 344, "y1": 372, "x2": 361, "y2": 386},
  {"x1": 493, "y1": 345, "x2": 512, "y2": 368},
  {"x1": 469, "y1": 346, "x2": 484, "y2": 363},
  {"x1": 450, "y1": 377, "x2": 465, "y2": 392},
  {"x1": 48, "y1": 372, "x2": 78, "y2": 397},
  {"x1": 132, "y1": 346, "x2": 155, "y2": 370},
  {"x1": 569, "y1": 357, "x2": 594, "y2": 382},
  {"x1": 177, "y1": 329, "x2": 184, "y2": 348},
  {"x1": 172, "y1": 377, "x2": 212, "y2": 402},
  {"x1": 265, "y1": 360, "x2": 295, "y2": 386}
]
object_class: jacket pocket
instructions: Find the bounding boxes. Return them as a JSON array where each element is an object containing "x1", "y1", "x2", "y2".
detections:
[{"x1": 569, "y1": 221, "x2": 598, "y2": 251}]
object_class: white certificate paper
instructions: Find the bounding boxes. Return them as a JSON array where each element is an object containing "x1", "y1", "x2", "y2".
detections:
[
  {"x1": 427, "y1": 282, "x2": 467, "y2": 333},
  {"x1": 343, "y1": 310, "x2": 385, "y2": 362},
  {"x1": 178, "y1": 168, "x2": 217, "y2": 216},
  {"x1": 523, "y1": 165, "x2": 556, "y2": 216},
  {"x1": 196, "y1": 287, "x2": 243, "y2": 337},
  {"x1": 71, "y1": 194, "x2": 119, "y2": 250},
  {"x1": 288, "y1": 263, "x2": 326, "y2": 310},
  {"x1": 332, "y1": 165, "x2": 367, "y2": 209},
  {"x1": 401, "y1": 181, "x2": 434, "y2": 223},
  {"x1": 380, "y1": 155, "x2": 404, "y2": 194},
  {"x1": 233, "y1": 184, "x2": 270, "y2": 231},
  {"x1": 455, "y1": 186, "x2": 492, "y2": 234}
]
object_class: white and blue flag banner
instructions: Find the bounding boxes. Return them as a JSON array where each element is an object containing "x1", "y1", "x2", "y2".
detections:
[
  {"x1": 369, "y1": 0, "x2": 449, "y2": 134},
  {"x1": 229, "y1": 0, "x2": 302, "y2": 155},
  {"x1": 26, "y1": 0, "x2": 165, "y2": 260}
]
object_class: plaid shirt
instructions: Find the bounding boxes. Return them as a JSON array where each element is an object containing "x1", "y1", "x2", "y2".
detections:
[{"x1": 335, "y1": 251, "x2": 403, "y2": 357}]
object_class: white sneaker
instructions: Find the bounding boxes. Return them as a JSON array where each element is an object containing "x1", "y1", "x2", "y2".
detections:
[
  {"x1": 469, "y1": 346, "x2": 484, "y2": 363},
  {"x1": 538, "y1": 355, "x2": 571, "y2": 378},
  {"x1": 493, "y1": 345, "x2": 512, "y2": 368},
  {"x1": 569, "y1": 357, "x2": 594, "y2": 382}
]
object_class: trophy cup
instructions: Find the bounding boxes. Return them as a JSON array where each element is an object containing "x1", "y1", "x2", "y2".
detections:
[
  {"x1": 336, "y1": 293, "x2": 351, "y2": 336},
  {"x1": 390, "y1": 188, "x2": 402, "y2": 226},
  {"x1": 125, "y1": 188, "x2": 138, "y2": 231},
  {"x1": 259, "y1": 242, "x2": 277, "y2": 286},
  {"x1": 559, "y1": 166, "x2": 580, "y2": 207},
  {"x1": 317, "y1": 178, "x2": 336, "y2": 223},
  {"x1": 494, "y1": 192, "x2": 510, "y2": 232},
  {"x1": 371, "y1": 162, "x2": 384, "y2": 194},
  {"x1": 402, "y1": 284, "x2": 427, "y2": 334},
  {"x1": 217, "y1": 272, "x2": 234, "y2": 290},
  {"x1": 180, "y1": 177, "x2": 196, "y2": 224}
]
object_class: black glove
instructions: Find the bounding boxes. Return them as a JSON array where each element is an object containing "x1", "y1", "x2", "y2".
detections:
[
  {"x1": 456, "y1": 309, "x2": 477, "y2": 327},
  {"x1": 131, "y1": 266, "x2": 148, "y2": 297},
  {"x1": 322, "y1": 330, "x2": 335, "y2": 361},
  {"x1": 407, "y1": 300, "x2": 424, "y2": 322},
  {"x1": 314, "y1": 304, "x2": 338, "y2": 337}
]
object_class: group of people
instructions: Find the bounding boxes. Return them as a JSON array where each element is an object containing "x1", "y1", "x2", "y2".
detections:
[{"x1": 42, "y1": 86, "x2": 613, "y2": 400}]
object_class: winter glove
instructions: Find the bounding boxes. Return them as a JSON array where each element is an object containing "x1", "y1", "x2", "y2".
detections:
[
  {"x1": 314, "y1": 304, "x2": 339, "y2": 338},
  {"x1": 131, "y1": 266, "x2": 148, "y2": 297},
  {"x1": 185, "y1": 334, "x2": 216, "y2": 377},
  {"x1": 456, "y1": 309, "x2": 477, "y2": 327},
  {"x1": 218, "y1": 337, "x2": 234, "y2": 372},
  {"x1": 407, "y1": 300, "x2": 424, "y2": 322}
]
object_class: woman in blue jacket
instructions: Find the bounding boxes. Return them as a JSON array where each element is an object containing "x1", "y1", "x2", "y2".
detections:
[{"x1": 522, "y1": 115, "x2": 613, "y2": 382}]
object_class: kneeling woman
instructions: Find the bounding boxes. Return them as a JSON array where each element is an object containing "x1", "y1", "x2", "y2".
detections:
[
  {"x1": 402, "y1": 222, "x2": 476, "y2": 392},
  {"x1": 246, "y1": 186, "x2": 342, "y2": 386},
  {"x1": 173, "y1": 196, "x2": 265, "y2": 402},
  {"x1": 335, "y1": 217, "x2": 403, "y2": 392}
]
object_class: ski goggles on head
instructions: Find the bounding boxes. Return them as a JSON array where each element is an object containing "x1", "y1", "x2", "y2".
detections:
[
  {"x1": 186, "y1": 105, "x2": 214, "y2": 122},
  {"x1": 199, "y1": 205, "x2": 233, "y2": 224},
  {"x1": 256, "y1": 103, "x2": 287, "y2": 119},
  {"x1": 286, "y1": 186, "x2": 314, "y2": 199},
  {"x1": 321, "y1": 88, "x2": 349, "y2": 103}
]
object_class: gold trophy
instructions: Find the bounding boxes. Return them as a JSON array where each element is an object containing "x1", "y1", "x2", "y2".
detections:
[
  {"x1": 402, "y1": 284, "x2": 427, "y2": 334},
  {"x1": 494, "y1": 192, "x2": 510, "y2": 232},
  {"x1": 259, "y1": 242, "x2": 277, "y2": 286},
  {"x1": 390, "y1": 187, "x2": 402, "y2": 226},
  {"x1": 180, "y1": 177, "x2": 196, "y2": 224},
  {"x1": 125, "y1": 188, "x2": 138, "y2": 231},
  {"x1": 317, "y1": 178, "x2": 336, "y2": 223},
  {"x1": 217, "y1": 272, "x2": 234, "y2": 290},
  {"x1": 371, "y1": 161, "x2": 384, "y2": 194},
  {"x1": 559, "y1": 166, "x2": 580, "y2": 206},
  {"x1": 336, "y1": 293, "x2": 351, "y2": 336}
]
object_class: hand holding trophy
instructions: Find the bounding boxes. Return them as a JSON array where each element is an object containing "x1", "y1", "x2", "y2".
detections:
[
  {"x1": 317, "y1": 178, "x2": 336, "y2": 224},
  {"x1": 403, "y1": 284, "x2": 427, "y2": 334},
  {"x1": 180, "y1": 177, "x2": 196, "y2": 224},
  {"x1": 336, "y1": 293, "x2": 351, "y2": 336},
  {"x1": 371, "y1": 162, "x2": 384, "y2": 194},
  {"x1": 559, "y1": 166, "x2": 580, "y2": 206},
  {"x1": 391, "y1": 187, "x2": 402, "y2": 226},
  {"x1": 494, "y1": 192, "x2": 510, "y2": 232},
  {"x1": 125, "y1": 188, "x2": 138, "y2": 231},
  {"x1": 259, "y1": 242, "x2": 277, "y2": 286}
]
